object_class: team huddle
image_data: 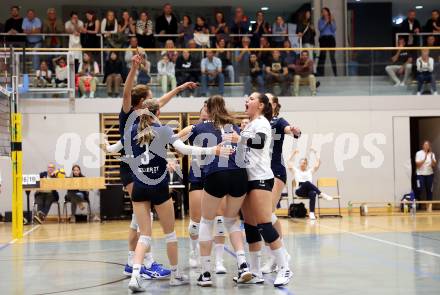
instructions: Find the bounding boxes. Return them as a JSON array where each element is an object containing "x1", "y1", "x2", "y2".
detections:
[{"x1": 112, "y1": 54, "x2": 303, "y2": 292}]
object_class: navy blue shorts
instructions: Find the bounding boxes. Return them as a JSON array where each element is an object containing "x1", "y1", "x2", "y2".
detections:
[
  {"x1": 247, "y1": 178, "x2": 275, "y2": 193},
  {"x1": 131, "y1": 183, "x2": 171, "y2": 205},
  {"x1": 120, "y1": 161, "x2": 133, "y2": 187}
]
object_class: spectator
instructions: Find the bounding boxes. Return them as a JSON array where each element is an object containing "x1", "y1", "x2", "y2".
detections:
[
  {"x1": 292, "y1": 50, "x2": 316, "y2": 96},
  {"x1": 22, "y1": 9, "x2": 43, "y2": 70},
  {"x1": 194, "y1": 16, "x2": 210, "y2": 47},
  {"x1": 43, "y1": 8, "x2": 64, "y2": 48},
  {"x1": 272, "y1": 16, "x2": 288, "y2": 48},
  {"x1": 101, "y1": 10, "x2": 119, "y2": 49},
  {"x1": 416, "y1": 49, "x2": 437, "y2": 96},
  {"x1": 249, "y1": 53, "x2": 264, "y2": 93},
  {"x1": 155, "y1": 3, "x2": 179, "y2": 45},
  {"x1": 65, "y1": 11, "x2": 84, "y2": 71},
  {"x1": 33, "y1": 61, "x2": 52, "y2": 88},
  {"x1": 240, "y1": 118, "x2": 250, "y2": 131},
  {"x1": 52, "y1": 56, "x2": 68, "y2": 87},
  {"x1": 4, "y1": 5, "x2": 24, "y2": 43},
  {"x1": 251, "y1": 10, "x2": 270, "y2": 48},
  {"x1": 81, "y1": 11, "x2": 100, "y2": 50},
  {"x1": 176, "y1": 50, "x2": 200, "y2": 97},
  {"x1": 65, "y1": 165, "x2": 89, "y2": 223},
  {"x1": 385, "y1": 37, "x2": 413, "y2": 87},
  {"x1": 178, "y1": 15, "x2": 194, "y2": 47},
  {"x1": 201, "y1": 50, "x2": 224, "y2": 96},
  {"x1": 119, "y1": 10, "x2": 135, "y2": 44},
  {"x1": 265, "y1": 50, "x2": 289, "y2": 95},
  {"x1": 424, "y1": 10, "x2": 440, "y2": 36},
  {"x1": 124, "y1": 37, "x2": 150, "y2": 85},
  {"x1": 297, "y1": 10, "x2": 316, "y2": 58},
  {"x1": 33, "y1": 163, "x2": 60, "y2": 224},
  {"x1": 415, "y1": 140, "x2": 437, "y2": 202},
  {"x1": 187, "y1": 38, "x2": 202, "y2": 70},
  {"x1": 317, "y1": 7, "x2": 337, "y2": 76},
  {"x1": 136, "y1": 11, "x2": 154, "y2": 48},
  {"x1": 167, "y1": 159, "x2": 184, "y2": 218},
  {"x1": 104, "y1": 51, "x2": 124, "y2": 97},
  {"x1": 234, "y1": 36, "x2": 251, "y2": 95},
  {"x1": 216, "y1": 38, "x2": 234, "y2": 82},
  {"x1": 78, "y1": 52, "x2": 99, "y2": 98},
  {"x1": 157, "y1": 53, "x2": 177, "y2": 94},
  {"x1": 400, "y1": 9, "x2": 421, "y2": 47},
  {"x1": 211, "y1": 11, "x2": 229, "y2": 46},
  {"x1": 282, "y1": 39, "x2": 297, "y2": 67},
  {"x1": 230, "y1": 6, "x2": 250, "y2": 47},
  {"x1": 163, "y1": 39, "x2": 179, "y2": 63},
  {"x1": 426, "y1": 35, "x2": 440, "y2": 78},
  {"x1": 258, "y1": 36, "x2": 272, "y2": 66}
]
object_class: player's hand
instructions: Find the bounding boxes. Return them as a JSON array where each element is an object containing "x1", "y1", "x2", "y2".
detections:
[
  {"x1": 291, "y1": 126, "x2": 301, "y2": 137},
  {"x1": 214, "y1": 144, "x2": 233, "y2": 157},
  {"x1": 222, "y1": 131, "x2": 241, "y2": 143}
]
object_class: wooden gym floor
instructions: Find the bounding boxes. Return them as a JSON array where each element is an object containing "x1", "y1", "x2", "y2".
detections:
[{"x1": 1, "y1": 215, "x2": 440, "y2": 294}]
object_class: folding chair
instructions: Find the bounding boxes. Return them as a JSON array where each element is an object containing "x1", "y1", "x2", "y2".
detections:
[{"x1": 317, "y1": 177, "x2": 342, "y2": 218}]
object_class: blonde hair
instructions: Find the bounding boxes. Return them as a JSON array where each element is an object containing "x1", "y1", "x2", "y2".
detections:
[{"x1": 137, "y1": 99, "x2": 159, "y2": 146}]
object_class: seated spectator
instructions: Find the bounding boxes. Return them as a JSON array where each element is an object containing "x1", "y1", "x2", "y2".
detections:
[
  {"x1": 385, "y1": 37, "x2": 413, "y2": 86},
  {"x1": 136, "y1": 11, "x2": 154, "y2": 48},
  {"x1": 157, "y1": 53, "x2": 177, "y2": 94},
  {"x1": 240, "y1": 118, "x2": 250, "y2": 131},
  {"x1": 282, "y1": 39, "x2": 297, "y2": 78},
  {"x1": 249, "y1": 53, "x2": 264, "y2": 93},
  {"x1": 176, "y1": 50, "x2": 200, "y2": 97},
  {"x1": 194, "y1": 16, "x2": 210, "y2": 47},
  {"x1": 265, "y1": 50, "x2": 289, "y2": 96},
  {"x1": 65, "y1": 164, "x2": 89, "y2": 223},
  {"x1": 211, "y1": 11, "x2": 229, "y2": 46},
  {"x1": 416, "y1": 49, "x2": 437, "y2": 96},
  {"x1": 230, "y1": 6, "x2": 250, "y2": 48},
  {"x1": 43, "y1": 8, "x2": 65, "y2": 48},
  {"x1": 22, "y1": 9, "x2": 42, "y2": 70},
  {"x1": 292, "y1": 50, "x2": 316, "y2": 96},
  {"x1": 234, "y1": 36, "x2": 251, "y2": 95},
  {"x1": 251, "y1": 10, "x2": 270, "y2": 48},
  {"x1": 33, "y1": 163, "x2": 61, "y2": 224},
  {"x1": 118, "y1": 10, "x2": 135, "y2": 46},
  {"x1": 33, "y1": 61, "x2": 52, "y2": 88},
  {"x1": 104, "y1": 52, "x2": 124, "y2": 97},
  {"x1": 138, "y1": 57, "x2": 152, "y2": 85},
  {"x1": 272, "y1": 16, "x2": 288, "y2": 48},
  {"x1": 424, "y1": 10, "x2": 440, "y2": 37},
  {"x1": 216, "y1": 38, "x2": 234, "y2": 82},
  {"x1": 52, "y1": 56, "x2": 68, "y2": 87},
  {"x1": 426, "y1": 35, "x2": 440, "y2": 78},
  {"x1": 4, "y1": 5, "x2": 24, "y2": 43},
  {"x1": 178, "y1": 15, "x2": 194, "y2": 47},
  {"x1": 65, "y1": 12, "x2": 83, "y2": 71},
  {"x1": 155, "y1": 3, "x2": 178, "y2": 46},
  {"x1": 81, "y1": 11, "x2": 100, "y2": 50},
  {"x1": 400, "y1": 9, "x2": 421, "y2": 47},
  {"x1": 78, "y1": 52, "x2": 99, "y2": 98},
  {"x1": 258, "y1": 36, "x2": 272, "y2": 66},
  {"x1": 187, "y1": 39, "x2": 202, "y2": 66},
  {"x1": 201, "y1": 50, "x2": 224, "y2": 96}
]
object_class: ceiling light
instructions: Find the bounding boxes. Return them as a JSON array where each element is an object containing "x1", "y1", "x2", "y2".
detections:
[
  {"x1": 250, "y1": 20, "x2": 256, "y2": 24},
  {"x1": 261, "y1": 7, "x2": 269, "y2": 11},
  {"x1": 415, "y1": 5, "x2": 423, "y2": 9}
]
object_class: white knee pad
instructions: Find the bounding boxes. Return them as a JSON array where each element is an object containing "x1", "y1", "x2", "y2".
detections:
[
  {"x1": 271, "y1": 213, "x2": 278, "y2": 225},
  {"x1": 188, "y1": 220, "x2": 200, "y2": 237},
  {"x1": 215, "y1": 216, "x2": 225, "y2": 237},
  {"x1": 138, "y1": 235, "x2": 151, "y2": 247},
  {"x1": 199, "y1": 218, "x2": 214, "y2": 242},
  {"x1": 223, "y1": 217, "x2": 241, "y2": 234},
  {"x1": 165, "y1": 231, "x2": 177, "y2": 243},
  {"x1": 130, "y1": 214, "x2": 138, "y2": 230}
]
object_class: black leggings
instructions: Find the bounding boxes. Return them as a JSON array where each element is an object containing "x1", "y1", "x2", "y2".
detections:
[
  {"x1": 295, "y1": 181, "x2": 321, "y2": 213},
  {"x1": 317, "y1": 35, "x2": 337, "y2": 76}
]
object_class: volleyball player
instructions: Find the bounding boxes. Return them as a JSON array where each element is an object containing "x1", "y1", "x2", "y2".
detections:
[
  {"x1": 187, "y1": 95, "x2": 252, "y2": 287},
  {"x1": 223, "y1": 92, "x2": 292, "y2": 287}
]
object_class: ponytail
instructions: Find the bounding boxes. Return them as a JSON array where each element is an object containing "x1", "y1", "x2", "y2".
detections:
[{"x1": 137, "y1": 99, "x2": 159, "y2": 146}]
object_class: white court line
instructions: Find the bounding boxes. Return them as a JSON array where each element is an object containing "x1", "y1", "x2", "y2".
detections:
[
  {"x1": 7, "y1": 225, "x2": 41, "y2": 246},
  {"x1": 317, "y1": 222, "x2": 440, "y2": 258}
]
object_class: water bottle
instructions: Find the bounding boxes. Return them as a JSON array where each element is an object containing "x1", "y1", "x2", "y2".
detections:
[
  {"x1": 411, "y1": 198, "x2": 416, "y2": 216},
  {"x1": 403, "y1": 203, "x2": 409, "y2": 214},
  {"x1": 387, "y1": 203, "x2": 392, "y2": 215}
]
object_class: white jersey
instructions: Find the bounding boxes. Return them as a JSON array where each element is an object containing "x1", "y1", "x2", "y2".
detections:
[
  {"x1": 415, "y1": 150, "x2": 436, "y2": 176},
  {"x1": 241, "y1": 115, "x2": 274, "y2": 181},
  {"x1": 293, "y1": 167, "x2": 313, "y2": 184}
]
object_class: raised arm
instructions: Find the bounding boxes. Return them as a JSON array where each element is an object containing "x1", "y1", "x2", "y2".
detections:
[
  {"x1": 288, "y1": 149, "x2": 299, "y2": 174},
  {"x1": 310, "y1": 148, "x2": 321, "y2": 173},
  {"x1": 172, "y1": 139, "x2": 230, "y2": 157},
  {"x1": 122, "y1": 54, "x2": 142, "y2": 113},
  {"x1": 156, "y1": 82, "x2": 198, "y2": 108}
]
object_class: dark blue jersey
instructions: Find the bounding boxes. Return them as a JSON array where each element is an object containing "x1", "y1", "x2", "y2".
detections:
[
  {"x1": 119, "y1": 108, "x2": 139, "y2": 157},
  {"x1": 188, "y1": 132, "x2": 204, "y2": 184},
  {"x1": 270, "y1": 116, "x2": 290, "y2": 176},
  {"x1": 188, "y1": 121, "x2": 244, "y2": 177}
]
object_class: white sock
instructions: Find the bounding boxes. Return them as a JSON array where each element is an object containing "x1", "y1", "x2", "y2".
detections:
[
  {"x1": 236, "y1": 250, "x2": 247, "y2": 266},
  {"x1": 201, "y1": 256, "x2": 211, "y2": 273},
  {"x1": 249, "y1": 251, "x2": 262, "y2": 275},
  {"x1": 144, "y1": 252, "x2": 154, "y2": 268},
  {"x1": 132, "y1": 263, "x2": 141, "y2": 277},
  {"x1": 128, "y1": 251, "x2": 135, "y2": 266},
  {"x1": 214, "y1": 243, "x2": 224, "y2": 263},
  {"x1": 272, "y1": 247, "x2": 288, "y2": 269},
  {"x1": 190, "y1": 238, "x2": 198, "y2": 253}
]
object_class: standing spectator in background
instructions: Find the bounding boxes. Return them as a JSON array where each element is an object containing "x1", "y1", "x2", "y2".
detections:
[
  {"x1": 101, "y1": 10, "x2": 118, "y2": 49},
  {"x1": 211, "y1": 12, "x2": 229, "y2": 47},
  {"x1": 297, "y1": 10, "x2": 316, "y2": 58},
  {"x1": 157, "y1": 53, "x2": 177, "y2": 94},
  {"x1": 216, "y1": 38, "x2": 234, "y2": 82},
  {"x1": 415, "y1": 140, "x2": 437, "y2": 202},
  {"x1": 65, "y1": 165, "x2": 89, "y2": 223},
  {"x1": 272, "y1": 16, "x2": 288, "y2": 48},
  {"x1": 178, "y1": 15, "x2": 194, "y2": 47},
  {"x1": 235, "y1": 36, "x2": 251, "y2": 95},
  {"x1": 155, "y1": 3, "x2": 179, "y2": 46},
  {"x1": 104, "y1": 51, "x2": 124, "y2": 97},
  {"x1": 65, "y1": 12, "x2": 84, "y2": 71},
  {"x1": 33, "y1": 61, "x2": 52, "y2": 88},
  {"x1": 193, "y1": 16, "x2": 210, "y2": 47},
  {"x1": 249, "y1": 53, "x2": 264, "y2": 93},
  {"x1": 230, "y1": 7, "x2": 250, "y2": 47},
  {"x1": 81, "y1": 11, "x2": 100, "y2": 51},
  {"x1": 176, "y1": 50, "x2": 199, "y2": 97},
  {"x1": 400, "y1": 9, "x2": 421, "y2": 47},
  {"x1": 22, "y1": 9, "x2": 43, "y2": 70},
  {"x1": 136, "y1": 11, "x2": 154, "y2": 48},
  {"x1": 424, "y1": 10, "x2": 440, "y2": 36},
  {"x1": 200, "y1": 50, "x2": 224, "y2": 96},
  {"x1": 78, "y1": 52, "x2": 99, "y2": 98},
  {"x1": 43, "y1": 8, "x2": 64, "y2": 48},
  {"x1": 385, "y1": 37, "x2": 413, "y2": 86},
  {"x1": 292, "y1": 50, "x2": 316, "y2": 96},
  {"x1": 317, "y1": 7, "x2": 337, "y2": 77},
  {"x1": 119, "y1": 10, "x2": 135, "y2": 45},
  {"x1": 265, "y1": 50, "x2": 289, "y2": 95},
  {"x1": 258, "y1": 36, "x2": 272, "y2": 66},
  {"x1": 251, "y1": 11, "x2": 270, "y2": 48},
  {"x1": 416, "y1": 49, "x2": 437, "y2": 96},
  {"x1": 4, "y1": 6, "x2": 24, "y2": 43},
  {"x1": 33, "y1": 163, "x2": 60, "y2": 224},
  {"x1": 52, "y1": 56, "x2": 68, "y2": 87}
]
